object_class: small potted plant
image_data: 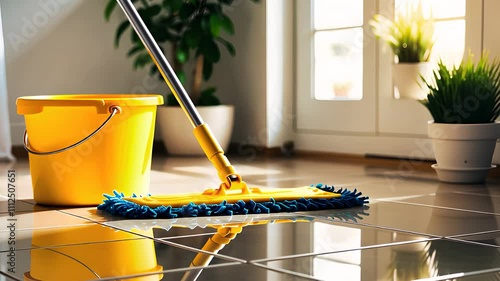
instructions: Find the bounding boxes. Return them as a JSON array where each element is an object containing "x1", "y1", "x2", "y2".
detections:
[
  {"x1": 104, "y1": 0, "x2": 257, "y2": 155},
  {"x1": 370, "y1": 2, "x2": 434, "y2": 100},
  {"x1": 420, "y1": 53, "x2": 500, "y2": 183}
]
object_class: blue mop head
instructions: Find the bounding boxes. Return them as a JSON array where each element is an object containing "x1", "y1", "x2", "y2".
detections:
[{"x1": 97, "y1": 184, "x2": 368, "y2": 219}]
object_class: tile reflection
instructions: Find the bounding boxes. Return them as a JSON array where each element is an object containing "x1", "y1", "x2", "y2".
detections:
[
  {"x1": 147, "y1": 217, "x2": 432, "y2": 263},
  {"x1": 21, "y1": 225, "x2": 163, "y2": 281},
  {"x1": 309, "y1": 200, "x2": 499, "y2": 237},
  {"x1": 260, "y1": 239, "x2": 500, "y2": 281},
  {"x1": 390, "y1": 182, "x2": 500, "y2": 216}
]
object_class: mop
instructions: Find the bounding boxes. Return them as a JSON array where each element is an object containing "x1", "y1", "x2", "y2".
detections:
[{"x1": 98, "y1": 0, "x2": 368, "y2": 219}]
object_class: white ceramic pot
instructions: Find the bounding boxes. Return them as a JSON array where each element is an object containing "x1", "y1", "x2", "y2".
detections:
[
  {"x1": 393, "y1": 62, "x2": 433, "y2": 100},
  {"x1": 428, "y1": 121, "x2": 500, "y2": 183},
  {"x1": 157, "y1": 105, "x2": 234, "y2": 156}
]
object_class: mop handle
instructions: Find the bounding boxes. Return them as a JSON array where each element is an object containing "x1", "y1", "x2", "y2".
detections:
[
  {"x1": 116, "y1": 0, "x2": 203, "y2": 128},
  {"x1": 116, "y1": 0, "x2": 246, "y2": 190}
]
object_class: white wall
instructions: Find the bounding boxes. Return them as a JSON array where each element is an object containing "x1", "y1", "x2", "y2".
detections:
[
  {"x1": 2, "y1": 0, "x2": 168, "y2": 146},
  {"x1": 3, "y1": 0, "x2": 270, "y2": 149},
  {"x1": 210, "y1": 0, "x2": 268, "y2": 147},
  {"x1": 265, "y1": 0, "x2": 294, "y2": 148},
  {"x1": 484, "y1": 0, "x2": 500, "y2": 59}
]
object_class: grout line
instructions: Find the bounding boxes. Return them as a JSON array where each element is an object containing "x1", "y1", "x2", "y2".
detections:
[
  {"x1": 153, "y1": 237, "x2": 247, "y2": 264},
  {"x1": 414, "y1": 267, "x2": 500, "y2": 281},
  {"x1": 88, "y1": 262, "x2": 243, "y2": 281},
  {"x1": 251, "y1": 238, "x2": 439, "y2": 263},
  {"x1": 372, "y1": 194, "x2": 434, "y2": 201},
  {"x1": 249, "y1": 262, "x2": 322, "y2": 281},
  {"x1": 445, "y1": 236, "x2": 500, "y2": 249},
  {"x1": 446, "y1": 229, "x2": 500, "y2": 239},
  {"x1": 310, "y1": 216, "x2": 444, "y2": 238},
  {"x1": 0, "y1": 238, "x2": 146, "y2": 254},
  {"x1": 374, "y1": 199, "x2": 500, "y2": 216}
]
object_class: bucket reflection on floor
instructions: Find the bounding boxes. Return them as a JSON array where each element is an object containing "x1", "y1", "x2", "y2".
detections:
[{"x1": 24, "y1": 224, "x2": 163, "y2": 281}]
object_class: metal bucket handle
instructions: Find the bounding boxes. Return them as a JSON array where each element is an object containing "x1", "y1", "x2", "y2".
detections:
[{"x1": 23, "y1": 105, "x2": 122, "y2": 155}]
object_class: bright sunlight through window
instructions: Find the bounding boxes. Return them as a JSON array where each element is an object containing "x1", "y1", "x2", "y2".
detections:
[
  {"x1": 313, "y1": 0, "x2": 363, "y2": 101},
  {"x1": 312, "y1": 0, "x2": 466, "y2": 101},
  {"x1": 396, "y1": 0, "x2": 466, "y2": 67}
]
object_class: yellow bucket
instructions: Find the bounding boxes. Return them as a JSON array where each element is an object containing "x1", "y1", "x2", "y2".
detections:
[{"x1": 16, "y1": 94, "x2": 164, "y2": 206}]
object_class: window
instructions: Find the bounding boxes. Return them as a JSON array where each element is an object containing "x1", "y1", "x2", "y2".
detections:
[
  {"x1": 313, "y1": 0, "x2": 364, "y2": 100},
  {"x1": 396, "y1": 0, "x2": 466, "y2": 67},
  {"x1": 295, "y1": 0, "x2": 476, "y2": 136},
  {"x1": 295, "y1": 0, "x2": 377, "y2": 134}
]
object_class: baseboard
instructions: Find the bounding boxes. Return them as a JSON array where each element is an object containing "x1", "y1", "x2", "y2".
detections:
[{"x1": 12, "y1": 143, "x2": 500, "y2": 178}]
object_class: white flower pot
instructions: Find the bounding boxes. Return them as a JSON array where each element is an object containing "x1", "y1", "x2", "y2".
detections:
[
  {"x1": 157, "y1": 105, "x2": 234, "y2": 156},
  {"x1": 393, "y1": 62, "x2": 433, "y2": 100},
  {"x1": 428, "y1": 121, "x2": 500, "y2": 183}
]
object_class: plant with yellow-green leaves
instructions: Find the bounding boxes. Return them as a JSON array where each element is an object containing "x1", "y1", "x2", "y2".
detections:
[{"x1": 370, "y1": 3, "x2": 434, "y2": 63}]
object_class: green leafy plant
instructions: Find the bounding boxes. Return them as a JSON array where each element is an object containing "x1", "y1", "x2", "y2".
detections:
[
  {"x1": 420, "y1": 54, "x2": 500, "y2": 124},
  {"x1": 104, "y1": 0, "x2": 257, "y2": 106},
  {"x1": 370, "y1": 2, "x2": 434, "y2": 63}
]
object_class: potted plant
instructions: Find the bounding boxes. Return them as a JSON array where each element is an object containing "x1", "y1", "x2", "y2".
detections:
[
  {"x1": 370, "y1": 2, "x2": 435, "y2": 100},
  {"x1": 104, "y1": 0, "x2": 257, "y2": 155},
  {"x1": 420, "y1": 54, "x2": 500, "y2": 183}
]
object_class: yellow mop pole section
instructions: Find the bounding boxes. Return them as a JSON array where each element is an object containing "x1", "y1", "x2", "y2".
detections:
[{"x1": 180, "y1": 226, "x2": 243, "y2": 281}]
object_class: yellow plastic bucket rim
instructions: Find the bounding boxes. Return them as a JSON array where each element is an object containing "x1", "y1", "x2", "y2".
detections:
[{"x1": 17, "y1": 94, "x2": 164, "y2": 115}]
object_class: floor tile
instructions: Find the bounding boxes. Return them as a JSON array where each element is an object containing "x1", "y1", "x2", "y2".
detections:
[
  {"x1": 0, "y1": 224, "x2": 149, "y2": 253},
  {"x1": 2, "y1": 154, "x2": 500, "y2": 281},
  {"x1": 255, "y1": 238, "x2": 500, "y2": 281},
  {"x1": 149, "y1": 218, "x2": 433, "y2": 262},
  {"x1": 0, "y1": 235, "x2": 241, "y2": 281},
  {"x1": 0, "y1": 209, "x2": 92, "y2": 232},
  {"x1": 417, "y1": 268, "x2": 500, "y2": 281},
  {"x1": 86, "y1": 263, "x2": 317, "y2": 281},
  {"x1": 446, "y1": 230, "x2": 500, "y2": 248},
  {"x1": 301, "y1": 200, "x2": 500, "y2": 237},
  {"x1": 384, "y1": 182, "x2": 500, "y2": 215},
  {"x1": 0, "y1": 198, "x2": 49, "y2": 214}
]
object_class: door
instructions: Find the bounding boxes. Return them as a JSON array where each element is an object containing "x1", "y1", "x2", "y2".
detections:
[{"x1": 294, "y1": 0, "x2": 496, "y2": 162}]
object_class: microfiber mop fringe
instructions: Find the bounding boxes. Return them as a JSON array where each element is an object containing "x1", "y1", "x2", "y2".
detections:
[{"x1": 97, "y1": 184, "x2": 369, "y2": 219}]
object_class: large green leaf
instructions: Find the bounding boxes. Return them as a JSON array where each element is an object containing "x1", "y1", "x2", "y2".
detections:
[
  {"x1": 179, "y1": 4, "x2": 195, "y2": 20},
  {"x1": 163, "y1": 0, "x2": 183, "y2": 12},
  {"x1": 115, "y1": 21, "x2": 130, "y2": 48},
  {"x1": 166, "y1": 93, "x2": 180, "y2": 106},
  {"x1": 176, "y1": 70, "x2": 187, "y2": 85},
  {"x1": 216, "y1": 37, "x2": 235, "y2": 56},
  {"x1": 198, "y1": 87, "x2": 221, "y2": 106},
  {"x1": 185, "y1": 29, "x2": 202, "y2": 48},
  {"x1": 130, "y1": 29, "x2": 140, "y2": 44},
  {"x1": 133, "y1": 53, "x2": 152, "y2": 70},
  {"x1": 104, "y1": 0, "x2": 117, "y2": 21},
  {"x1": 209, "y1": 14, "x2": 222, "y2": 37},
  {"x1": 138, "y1": 5, "x2": 162, "y2": 19},
  {"x1": 127, "y1": 45, "x2": 144, "y2": 57},
  {"x1": 220, "y1": 14, "x2": 234, "y2": 35},
  {"x1": 175, "y1": 47, "x2": 189, "y2": 64},
  {"x1": 200, "y1": 38, "x2": 221, "y2": 63},
  {"x1": 203, "y1": 58, "x2": 213, "y2": 80}
]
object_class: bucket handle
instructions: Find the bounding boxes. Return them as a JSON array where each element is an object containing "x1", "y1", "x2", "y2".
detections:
[{"x1": 23, "y1": 105, "x2": 122, "y2": 155}]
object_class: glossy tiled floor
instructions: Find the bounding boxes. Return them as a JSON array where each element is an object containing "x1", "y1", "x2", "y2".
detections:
[{"x1": 1, "y1": 155, "x2": 500, "y2": 281}]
